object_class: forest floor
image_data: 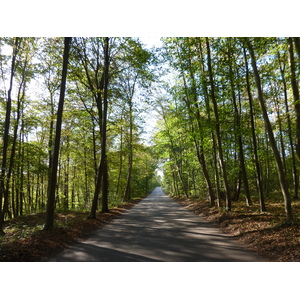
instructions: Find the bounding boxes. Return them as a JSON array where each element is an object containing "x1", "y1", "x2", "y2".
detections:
[
  {"x1": 1, "y1": 194, "x2": 300, "y2": 262},
  {"x1": 0, "y1": 198, "x2": 142, "y2": 262},
  {"x1": 174, "y1": 195, "x2": 300, "y2": 262}
]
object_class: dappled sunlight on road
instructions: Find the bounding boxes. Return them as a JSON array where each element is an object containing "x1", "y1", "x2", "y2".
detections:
[{"x1": 50, "y1": 187, "x2": 264, "y2": 262}]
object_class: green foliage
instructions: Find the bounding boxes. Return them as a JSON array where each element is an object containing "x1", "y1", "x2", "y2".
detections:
[
  {"x1": 1, "y1": 36, "x2": 299, "y2": 230},
  {"x1": 156, "y1": 37, "x2": 299, "y2": 218},
  {"x1": 0, "y1": 37, "x2": 159, "y2": 233}
]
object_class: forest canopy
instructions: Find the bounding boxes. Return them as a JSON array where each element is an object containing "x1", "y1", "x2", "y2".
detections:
[
  {"x1": 154, "y1": 37, "x2": 300, "y2": 222},
  {"x1": 0, "y1": 37, "x2": 300, "y2": 234},
  {"x1": 0, "y1": 37, "x2": 159, "y2": 234}
]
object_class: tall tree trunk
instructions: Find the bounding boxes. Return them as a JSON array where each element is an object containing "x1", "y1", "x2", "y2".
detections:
[
  {"x1": 172, "y1": 170, "x2": 179, "y2": 196},
  {"x1": 246, "y1": 38, "x2": 293, "y2": 221},
  {"x1": 4, "y1": 50, "x2": 28, "y2": 218},
  {"x1": 159, "y1": 103, "x2": 189, "y2": 198},
  {"x1": 278, "y1": 51, "x2": 299, "y2": 198},
  {"x1": 122, "y1": 75, "x2": 138, "y2": 202},
  {"x1": 227, "y1": 41, "x2": 252, "y2": 205},
  {"x1": 293, "y1": 37, "x2": 300, "y2": 68},
  {"x1": 63, "y1": 137, "x2": 70, "y2": 210},
  {"x1": 185, "y1": 63, "x2": 216, "y2": 205},
  {"x1": 12, "y1": 176, "x2": 16, "y2": 218},
  {"x1": 206, "y1": 38, "x2": 231, "y2": 211},
  {"x1": 88, "y1": 160, "x2": 102, "y2": 219},
  {"x1": 100, "y1": 37, "x2": 110, "y2": 213},
  {"x1": 288, "y1": 38, "x2": 300, "y2": 167},
  {"x1": 182, "y1": 77, "x2": 215, "y2": 206},
  {"x1": 0, "y1": 37, "x2": 21, "y2": 235},
  {"x1": 47, "y1": 93, "x2": 55, "y2": 199},
  {"x1": 196, "y1": 39, "x2": 221, "y2": 206},
  {"x1": 115, "y1": 124, "x2": 123, "y2": 198},
  {"x1": 20, "y1": 122, "x2": 25, "y2": 216},
  {"x1": 123, "y1": 99, "x2": 133, "y2": 202},
  {"x1": 88, "y1": 37, "x2": 110, "y2": 218},
  {"x1": 92, "y1": 120, "x2": 98, "y2": 182},
  {"x1": 274, "y1": 95, "x2": 287, "y2": 175},
  {"x1": 174, "y1": 38, "x2": 215, "y2": 204},
  {"x1": 44, "y1": 37, "x2": 71, "y2": 230},
  {"x1": 242, "y1": 45, "x2": 266, "y2": 212}
]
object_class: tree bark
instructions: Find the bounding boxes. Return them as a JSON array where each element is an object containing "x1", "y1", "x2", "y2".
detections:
[
  {"x1": 246, "y1": 38, "x2": 293, "y2": 221},
  {"x1": 3, "y1": 56, "x2": 27, "y2": 221},
  {"x1": 0, "y1": 37, "x2": 21, "y2": 235},
  {"x1": 278, "y1": 50, "x2": 299, "y2": 199},
  {"x1": 227, "y1": 40, "x2": 252, "y2": 205},
  {"x1": 160, "y1": 103, "x2": 189, "y2": 198},
  {"x1": 88, "y1": 37, "x2": 110, "y2": 218},
  {"x1": 293, "y1": 37, "x2": 300, "y2": 67},
  {"x1": 115, "y1": 124, "x2": 123, "y2": 198},
  {"x1": 288, "y1": 38, "x2": 300, "y2": 166},
  {"x1": 206, "y1": 38, "x2": 231, "y2": 211},
  {"x1": 195, "y1": 38, "x2": 221, "y2": 206},
  {"x1": 242, "y1": 45, "x2": 266, "y2": 212},
  {"x1": 122, "y1": 97, "x2": 134, "y2": 202},
  {"x1": 174, "y1": 38, "x2": 215, "y2": 204},
  {"x1": 44, "y1": 37, "x2": 71, "y2": 230},
  {"x1": 100, "y1": 37, "x2": 110, "y2": 213},
  {"x1": 182, "y1": 75, "x2": 215, "y2": 206}
]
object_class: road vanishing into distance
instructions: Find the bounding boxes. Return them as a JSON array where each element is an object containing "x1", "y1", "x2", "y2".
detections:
[{"x1": 49, "y1": 187, "x2": 264, "y2": 262}]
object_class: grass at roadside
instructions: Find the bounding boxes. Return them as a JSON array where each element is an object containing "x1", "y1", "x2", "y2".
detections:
[
  {"x1": 173, "y1": 196, "x2": 300, "y2": 262},
  {"x1": 0, "y1": 198, "x2": 142, "y2": 262}
]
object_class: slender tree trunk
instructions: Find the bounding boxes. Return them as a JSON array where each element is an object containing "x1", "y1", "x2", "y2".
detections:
[
  {"x1": 288, "y1": 38, "x2": 300, "y2": 166},
  {"x1": 12, "y1": 176, "x2": 16, "y2": 218},
  {"x1": 183, "y1": 67, "x2": 215, "y2": 205},
  {"x1": 172, "y1": 171, "x2": 179, "y2": 196},
  {"x1": 72, "y1": 165, "x2": 76, "y2": 209},
  {"x1": 227, "y1": 42, "x2": 252, "y2": 205},
  {"x1": 183, "y1": 94, "x2": 215, "y2": 205},
  {"x1": 293, "y1": 37, "x2": 300, "y2": 58},
  {"x1": 278, "y1": 52, "x2": 299, "y2": 198},
  {"x1": 115, "y1": 125, "x2": 123, "y2": 198},
  {"x1": 293, "y1": 37, "x2": 300, "y2": 72},
  {"x1": 44, "y1": 37, "x2": 71, "y2": 230},
  {"x1": 242, "y1": 45, "x2": 266, "y2": 212},
  {"x1": 174, "y1": 38, "x2": 215, "y2": 204},
  {"x1": 206, "y1": 38, "x2": 231, "y2": 211},
  {"x1": 91, "y1": 120, "x2": 98, "y2": 181},
  {"x1": 63, "y1": 142, "x2": 70, "y2": 211},
  {"x1": 88, "y1": 37, "x2": 110, "y2": 218},
  {"x1": 88, "y1": 160, "x2": 102, "y2": 219},
  {"x1": 274, "y1": 96, "x2": 287, "y2": 175},
  {"x1": 237, "y1": 88, "x2": 252, "y2": 205},
  {"x1": 123, "y1": 75, "x2": 138, "y2": 202},
  {"x1": 264, "y1": 132, "x2": 270, "y2": 197},
  {"x1": 123, "y1": 101, "x2": 133, "y2": 202},
  {"x1": 177, "y1": 162, "x2": 189, "y2": 198},
  {"x1": 100, "y1": 37, "x2": 110, "y2": 213},
  {"x1": 47, "y1": 93, "x2": 54, "y2": 199},
  {"x1": 160, "y1": 103, "x2": 189, "y2": 198},
  {"x1": 102, "y1": 155, "x2": 109, "y2": 212},
  {"x1": 4, "y1": 54, "x2": 28, "y2": 218},
  {"x1": 20, "y1": 124, "x2": 25, "y2": 216},
  {"x1": 0, "y1": 37, "x2": 21, "y2": 235},
  {"x1": 195, "y1": 38, "x2": 221, "y2": 206},
  {"x1": 246, "y1": 38, "x2": 293, "y2": 221},
  {"x1": 35, "y1": 172, "x2": 40, "y2": 211}
]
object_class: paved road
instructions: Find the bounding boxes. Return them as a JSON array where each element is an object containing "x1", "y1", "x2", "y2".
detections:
[{"x1": 49, "y1": 187, "x2": 264, "y2": 262}]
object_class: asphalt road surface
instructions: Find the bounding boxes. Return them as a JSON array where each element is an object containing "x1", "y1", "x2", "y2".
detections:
[{"x1": 49, "y1": 187, "x2": 264, "y2": 262}]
